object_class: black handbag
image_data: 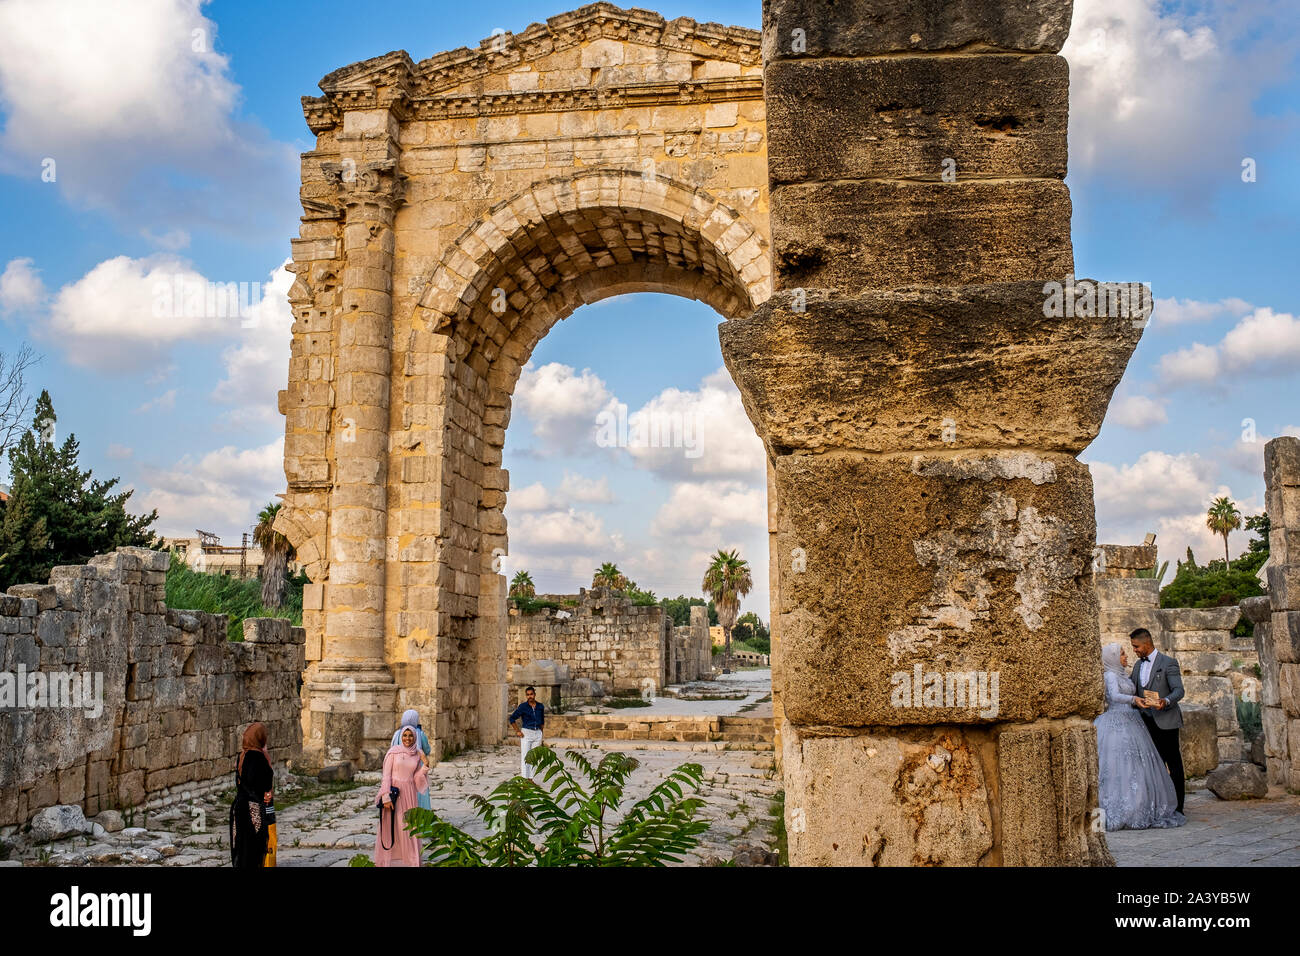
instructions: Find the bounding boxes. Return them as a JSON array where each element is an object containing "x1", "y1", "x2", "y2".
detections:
[{"x1": 377, "y1": 785, "x2": 401, "y2": 850}]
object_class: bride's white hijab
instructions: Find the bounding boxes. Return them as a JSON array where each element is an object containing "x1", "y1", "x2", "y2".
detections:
[{"x1": 1101, "y1": 642, "x2": 1127, "y2": 677}]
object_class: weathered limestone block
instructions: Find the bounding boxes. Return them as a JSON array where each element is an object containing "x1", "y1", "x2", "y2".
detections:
[
  {"x1": 762, "y1": 0, "x2": 1074, "y2": 57},
  {"x1": 1273, "y1": 611, "x2": 1300, "y2": 664},
  {"x1": 766, "y1": 55, "x2": 1068, "y2": 184},
  {"x1": 1180, "y1": 704, "x2": 1220, "y2": 777},
  {"x1": 719, "y1": 286, "x2": 1143, "y2": 456},
  {"x1": 1097, "y1": 544, "x2": 1158, "y2": 575},
  {"x1": 1182, "y1": 675, "x2": 1236, "y2": 729},
  {"x1": 771, "y1": 180, "x2": 1073, "y2": 293},
  {"x1": 998, "y1": 721, "x2": 1112, "y2": 866},
  {"x1": 771, "y1": 451, "x2": 1102, "y2": 726},
  {"x1": 1207, "y1": 762, "x2": 1268, "y2": 800},
  {"x1": 1096, "y1": 578, "x2": 1162, "y2": 612},
  {"x1": 781, "y1": 722, "x2": 995, "y2": 866},
  {"x1": 1158, "y1": 606, "x2": 1242, "y2": 633}
]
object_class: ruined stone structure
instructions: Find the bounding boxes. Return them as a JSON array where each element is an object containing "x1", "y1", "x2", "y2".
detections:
[
  {"x1": 507, "y1": 587, "x2": 711, "y2": 696},
  {"x1": 272, "y1": 3, "x2": 770, "y2": 764},
  {"x1": 1246, "y1": 437, "x2": 1300, "y2": 792},
  {"x1": 1, "y1": 548, "x2": 304, "y2": 830},
  {"x1": 719, "y1": 0, "x2": 1145, "y2": 865},
  {"x1": 1095, "y1": 542, "x2": 1160, "y2": 649}
]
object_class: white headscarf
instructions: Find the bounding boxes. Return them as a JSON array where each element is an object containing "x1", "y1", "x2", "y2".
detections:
[{"x1": 1100, "y1": 642, "x2": 1127, "y2": 677}]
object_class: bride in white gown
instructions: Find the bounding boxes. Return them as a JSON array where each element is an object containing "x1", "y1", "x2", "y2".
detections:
[{"x1": 1095, "y1": 642, "x2": 1185, "y2": 830}]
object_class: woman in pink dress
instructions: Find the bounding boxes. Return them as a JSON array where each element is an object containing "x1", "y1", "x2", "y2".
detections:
[{"x1": 373, "y1": 725, "x2": 429, "y2": 867}]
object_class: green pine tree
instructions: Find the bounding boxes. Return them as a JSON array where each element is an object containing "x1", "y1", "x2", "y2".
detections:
[{"x1": 0, "y1": 391, "x2": 158, "y2": 589}]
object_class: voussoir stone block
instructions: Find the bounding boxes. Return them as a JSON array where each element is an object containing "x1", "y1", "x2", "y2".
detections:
[
  {"x1": 781, "y1": 721, "x2": 995, "y2": 866},
  {"x1": 762, "y1": 0, "x2": 1075, "y2": 57},
  {"x1": 765, "y1": 55, "x2": 1068, "y2": 184},
  {"x1": 771, "y1": 179, "x2": 1073, "y2": 292},
  {"x1": 719, "y1": 284, "x2": 1143, "y2": 456},
  {"x1": 772, "y1": 451, "x2": 1103, "y2": 726}
]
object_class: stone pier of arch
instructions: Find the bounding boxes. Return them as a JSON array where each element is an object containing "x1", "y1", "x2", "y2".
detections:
[{"x1": 719, "y1": 0, "x2": 1143, "y2": 865}]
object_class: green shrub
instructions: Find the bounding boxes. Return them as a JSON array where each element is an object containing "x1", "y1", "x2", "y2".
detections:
[
  {"x1": 406, "y1": 746, "x2": 709, "y2": 866},
  {"x1": 1237, "y1": 697, "x2": 1262, "y2": 741},
  {"x1": 164, "y1": 552, "x2": 304, "y2": 641}
]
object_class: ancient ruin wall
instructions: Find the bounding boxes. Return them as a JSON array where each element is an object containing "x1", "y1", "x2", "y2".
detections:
[
  {"x1": 1, "y1": 548, "x2": 304, "y2": 830},
  {"x1": 1250, "y1": 437, "x2": 1300, "y2": 792},
  {"x1": 506, "y1": 588, "x2": 671, "y2": 693}
]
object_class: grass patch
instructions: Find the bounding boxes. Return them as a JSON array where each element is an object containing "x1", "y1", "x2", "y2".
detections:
[
  {"x1": 165, "y1": 553, "x2": 305, "y2": 641},
  {"x1": 603, "y1": 697, "x2": 652, "y2": 708},
  {"x1": 274, "y1": 778, "x2": 362, "y2": 812},
  {"x1": 769, "y1": 790, "x2": 788, "y2": 866}
]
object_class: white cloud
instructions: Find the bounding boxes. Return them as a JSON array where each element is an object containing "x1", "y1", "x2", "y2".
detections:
[
  {"x1": 135, "y1": 389, "x2": 177, "y2": 414},
  {"x1": 1063, "y1": 0, "x2": 1286, "y2": 203},
  {"x1": 44, "y1": 255, "x2": 221, "y2": 369},
  {"x1": 651, "y1": 480, "x2": 766, "y2": 542},
  {"x1": 0, "y1": 0, "x2": 297, "y2": 239},
  {"x1": 508, "y1": 482, "x2": 557, "y2": 513},
  {"x1": 106, "y1": 443, "x2": 133, "y2": 460},
  {"x1": 558, "y1": 471, "x2": 614, "y2": 503},
  {"x1": 1087, "y1": 449, "x2": 1260, "y2": 566},
  {"x1": 1158, "y1": 307, "x2": 1300, "y2": 387},
  {"x1": 513, "y1": 362, "x2": 615, "y2": 453},
  {"x1": 0, "y1": 257, "x2": 44, "y2": 313},
  {"x1": 1153, "y1": 296, "x2": 1252, "y2": 327},
  {"x1": 623, "y1": 368, "x2": 764, "y2": 481},
  {"x1": 1107, "y1": 394, "x2": 1168, "y2": 429},
  {"x1": 210, "y1": 261, "x2": 294, "y2": 427},
  {"x1": 138, "y1": 436, "x2": 284, "y2": 540}
]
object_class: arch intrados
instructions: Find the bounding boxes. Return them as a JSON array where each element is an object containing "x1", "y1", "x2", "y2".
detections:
[{"x1": 413, "y1": 168, "x2": 770, "y2": 355}]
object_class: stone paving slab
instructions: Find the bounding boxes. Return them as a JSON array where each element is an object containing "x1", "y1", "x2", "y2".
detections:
[{"x1": 1107, "y1": 790, "x2": 1300, "y2": 866}]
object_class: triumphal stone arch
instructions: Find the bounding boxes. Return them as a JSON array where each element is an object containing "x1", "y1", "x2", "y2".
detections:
[
  {"x1": 278, "y1": 0, "x2": 1142, "y2": 865},
  {"x1": 274, "y1": 4, "x2": 770, "y2": 767}
]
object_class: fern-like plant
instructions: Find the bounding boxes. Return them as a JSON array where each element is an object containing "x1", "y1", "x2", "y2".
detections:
[{"x1": 404, "y1": 746, "x2": 709, "y2": 866}]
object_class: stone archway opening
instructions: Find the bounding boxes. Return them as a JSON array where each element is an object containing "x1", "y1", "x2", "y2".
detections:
[{"x1": 399, "y1": 168, "x2": 769, "y2": 754}]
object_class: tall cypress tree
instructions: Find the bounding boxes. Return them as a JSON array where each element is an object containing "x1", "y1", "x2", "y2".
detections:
[{"x1": 0, "y1": 391, "x2": 158, "y2": 589}]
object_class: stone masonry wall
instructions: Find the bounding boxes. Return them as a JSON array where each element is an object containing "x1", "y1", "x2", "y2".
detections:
[
  {"x1": 507, "y1": 588, "x2": 671, "y2": 694},
  {"x1": 1, "y1": 548, "x2": 305, "y2": 831},
  {"x1": 1255, "y1": 437, "x2": 1300, "y2": 791}
]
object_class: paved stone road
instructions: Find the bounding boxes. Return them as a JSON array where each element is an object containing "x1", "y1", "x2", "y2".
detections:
[
  {"x1": 1106, "y1": 788, "x2": 1300, "y2": 866},
  {"x1": 6, "y1": 741, "x2": 780, "y2": 867}
]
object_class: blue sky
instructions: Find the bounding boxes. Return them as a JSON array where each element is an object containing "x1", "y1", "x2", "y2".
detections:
[{"x1": 0, "y1": 0, "x2": 1297, "y2": 617}]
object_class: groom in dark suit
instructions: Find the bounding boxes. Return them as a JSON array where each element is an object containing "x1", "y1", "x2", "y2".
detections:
[{"x1": 1129, "y1": 627, "x2": 1186, "y2": 813}]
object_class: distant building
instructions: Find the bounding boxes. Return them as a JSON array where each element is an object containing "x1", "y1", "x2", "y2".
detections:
[
  {"x1": 709, "y1": 625, "x2": 725, "y2": 646},
  {"x1": 163, "y1": 530, "x2": 269, "y2": 579}
]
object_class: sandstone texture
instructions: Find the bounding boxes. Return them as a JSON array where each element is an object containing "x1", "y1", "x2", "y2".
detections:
[
  {"x1": 766, "y1": 55, "x2": 1068, "y2": 184},
  {"x1": 762, "y1": 0, "x2": 1075, "y2": 57},
  {"x1": 720, "y1": 285, "x2": 1144, "y2": 456}
]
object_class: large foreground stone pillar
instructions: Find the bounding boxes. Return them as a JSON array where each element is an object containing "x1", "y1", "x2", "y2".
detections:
[{"x1": 721, "y1": 0, "x2": 1144, "y2": 864}]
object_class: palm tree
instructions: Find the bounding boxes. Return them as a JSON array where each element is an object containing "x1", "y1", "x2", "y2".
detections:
[
  {"x1": 702, "y1": 549, "x2": 752, "y2": 675},
  {"x1": 592, "y1": 562, "x2": 629, "y2": 591},
  {"x1": 1205, "y1": 496, "x2": 1242, "y2": 568},
  {"x1": 253, "y1": 502, "x2": 295, "y2": 608},
  {"x1": 509, "y1": 570, "x2": 536, "y2": 600}
]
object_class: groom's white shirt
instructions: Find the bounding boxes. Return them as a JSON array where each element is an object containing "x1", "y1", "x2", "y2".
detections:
[{"x1": 1138, "y1": 649, "x2": 1160, "y2": 689}]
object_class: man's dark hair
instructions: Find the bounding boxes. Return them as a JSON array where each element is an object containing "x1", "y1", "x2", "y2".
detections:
[
  {"x1": 1129, "y1": 628, "x2": 1153, "y2": 642},
  {"x1": 525, "y1": 685, "x2": 535, "y2": 693}
]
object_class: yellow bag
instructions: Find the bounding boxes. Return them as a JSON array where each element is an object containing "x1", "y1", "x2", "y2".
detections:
[{"x1": 264, "y1": 820, "x2": 278, "y2": 867}]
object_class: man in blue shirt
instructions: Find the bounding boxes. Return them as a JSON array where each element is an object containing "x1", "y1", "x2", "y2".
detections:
[{"x1": 509, "y1": 685, "x2": 545, "y2": 777}]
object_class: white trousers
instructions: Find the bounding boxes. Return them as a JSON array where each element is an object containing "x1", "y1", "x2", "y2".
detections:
[{"x1": 520, "y1": 728, "x2": 543, "y2": 777}]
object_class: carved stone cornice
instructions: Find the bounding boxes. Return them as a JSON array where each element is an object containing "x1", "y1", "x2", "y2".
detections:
[{"x1": 302, "y1": 3, "x2": 762, "y2": 132}]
